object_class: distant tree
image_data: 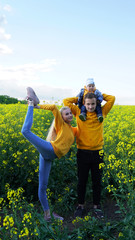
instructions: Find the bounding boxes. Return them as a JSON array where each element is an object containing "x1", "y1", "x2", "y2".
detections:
[{"x1": 0, "y1": 95, "x2": 27, "y2": 104}]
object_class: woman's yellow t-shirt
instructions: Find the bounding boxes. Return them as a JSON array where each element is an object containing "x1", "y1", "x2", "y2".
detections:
[{"x1": 40, "y1": 104, "x2": 76, "y2": 158}]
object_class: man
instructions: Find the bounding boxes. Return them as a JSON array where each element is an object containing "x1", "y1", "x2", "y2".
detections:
[{"x1": 63, "y1": 92, "x2": 115, "y2": 218}]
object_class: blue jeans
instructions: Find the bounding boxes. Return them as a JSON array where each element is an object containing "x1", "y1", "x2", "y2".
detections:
[{"x1": 21, "y1": 106, "x2": 57, "y2": 211}]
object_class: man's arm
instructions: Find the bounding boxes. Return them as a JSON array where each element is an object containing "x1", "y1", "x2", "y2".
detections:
[
  {"x1": 102, "y1": 94, "x2": 115, "y2": 116},
  {"x1": 63, "y1": 97, "x2": 79, "y2": 116}
]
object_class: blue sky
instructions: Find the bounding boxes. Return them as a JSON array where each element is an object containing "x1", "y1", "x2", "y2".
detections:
[{"x1": 0, "y1": 0, "x2": 135, "y2": 105}]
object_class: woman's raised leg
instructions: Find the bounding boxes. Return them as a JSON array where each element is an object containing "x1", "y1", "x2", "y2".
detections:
[{"x1": 21, "y1": 104, "x2": 56, "y2": 160}]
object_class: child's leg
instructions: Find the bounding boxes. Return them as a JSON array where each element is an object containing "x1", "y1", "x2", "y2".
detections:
[
  {"x1": 38, "y1": 154, "x2": 52, "y2": 211},
  {"x1": 96, "y1": 103, "x2": 102, "y2": 117},
  {"x1": 77, "y1": 88, "x2": 84, "y2": 109},
  {"x1": 80, "y1": 105, "x2": 87, "y2": 114},
  {"x1": 21, "y1": 106, "x2": 56, "y2": 160},
  {"x1": 79, "y1": 105, "x2": 87, "y2": 121},
  {"x1": 96, "y1": 103, "x2": 103, "y2": 123}
]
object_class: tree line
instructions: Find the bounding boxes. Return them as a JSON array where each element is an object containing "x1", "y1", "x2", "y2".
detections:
[{"x1": 0, "y1": 95, "x2": 27, "y2": 104}]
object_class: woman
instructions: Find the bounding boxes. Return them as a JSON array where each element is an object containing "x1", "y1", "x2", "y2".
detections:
[{"x1": 21, "y1": 87, "x2": 76, "y2": 221}]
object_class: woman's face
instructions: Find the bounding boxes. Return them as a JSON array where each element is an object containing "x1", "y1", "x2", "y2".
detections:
[
  {"x1": 84, "y1": 98, "x2": 97, "y2": 112},
  {"x1": 62, "y1": 108, "x2": 73, "y2": 123}
]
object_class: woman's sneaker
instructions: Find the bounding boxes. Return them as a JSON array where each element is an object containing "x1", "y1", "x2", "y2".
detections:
[
  {"x1": 52, "y1": 212, "x2": 64, "y2": 221},
  {"x1": 26, "y1": 87, "x2": 40, "y2": 106},
  {"x1": 44, "y1": 212, "x2": 64, "y2": 222}
]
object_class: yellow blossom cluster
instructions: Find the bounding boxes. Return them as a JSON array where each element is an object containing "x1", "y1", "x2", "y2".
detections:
[
  {"x1": 3, "y1": 215, "x2": 14, "y2": 229},
  {"x1": 7, "y1": 187, "x2": 24, "y2": 209},
  {"x1": 102, "y1": 105, "x2": 135, "y2": 201}
]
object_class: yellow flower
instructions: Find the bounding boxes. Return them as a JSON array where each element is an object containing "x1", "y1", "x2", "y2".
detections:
[
  {"x1": 84, "y1": 215, "x2": 90, "y2": 221},
  {"x1": 64, "y1": 186, "x2": 70, "y2": 192},
  {"x1": 3, "y1": 215, "x2": 14, "y2": 229},
  {"x1": 118, "y1": 232, "x2": 123, "y2": 237}
]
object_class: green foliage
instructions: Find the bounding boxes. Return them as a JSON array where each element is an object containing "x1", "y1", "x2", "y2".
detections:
[
  {"x1": 0, "y1": 104, "x2": 135, "y2": 239},
  {"x1": 0, "y1": 95, "x2": 27, "y2": 104}
]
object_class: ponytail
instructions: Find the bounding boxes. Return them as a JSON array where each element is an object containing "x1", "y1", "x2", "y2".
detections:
[
  {"x1": 46, "y1": 119, "x2": 57, "y2": 142},
  {"x1": 46, "y1": 106, "x2": 70, "y2": 142}
]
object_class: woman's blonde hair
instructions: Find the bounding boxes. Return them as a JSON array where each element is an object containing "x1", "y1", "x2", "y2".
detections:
[{"x1": 46, "y1": 106, "x2": 70, "y2": 142}]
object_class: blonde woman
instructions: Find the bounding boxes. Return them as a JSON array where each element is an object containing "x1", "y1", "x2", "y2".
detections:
[{"x1": 21, "y1": 87, "x2": 76, "y2": 222}]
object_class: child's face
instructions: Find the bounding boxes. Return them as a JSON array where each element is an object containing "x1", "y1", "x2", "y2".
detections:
[
  {"x1": 86, "y1": 84, "x2": 95, "y2": 92},
  {"x1": 62, "y1": 108, "x2": 73, "y2": 123},
  {"x1": 84, "y1": 98, "x2": 97, "y2": 112}
]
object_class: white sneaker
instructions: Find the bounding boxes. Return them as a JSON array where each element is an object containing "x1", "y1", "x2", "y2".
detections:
[
  {"x1": 26, "y1": 87, "x2": 40, "y2": 106},
  {"x1": 44, "y1": 212, "x2": 64, "y2": 222}
]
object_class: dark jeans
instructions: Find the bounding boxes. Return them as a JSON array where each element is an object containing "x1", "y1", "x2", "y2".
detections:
[
  {"x1": 80, "y1": 103, "x2": 103, "y2": 117},
  {"x1": 77, "y1": 149, "x2": 104, "y2": 205}
]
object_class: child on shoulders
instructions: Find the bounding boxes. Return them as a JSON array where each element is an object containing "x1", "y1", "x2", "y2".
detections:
[{"x1": 77, "y1": 78, "x2": 103, "y2": 122}]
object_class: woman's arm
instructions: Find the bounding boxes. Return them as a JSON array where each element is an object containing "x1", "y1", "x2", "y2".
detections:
[{"x1": 39, "y1": 104, "x2": 63, "y2": 131}]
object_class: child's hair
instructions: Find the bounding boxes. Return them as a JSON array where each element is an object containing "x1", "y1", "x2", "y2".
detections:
[
  {"x1": 84, "y1": 92, "x2": 97, "y2": 103},
  {"x1": 46, "y1": 106, "x2": 70, "y2": 142}
]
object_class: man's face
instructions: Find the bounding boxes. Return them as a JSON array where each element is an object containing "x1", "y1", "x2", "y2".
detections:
[{"x1": 84, "y1": 98, "x2": 97, "y2": 112}]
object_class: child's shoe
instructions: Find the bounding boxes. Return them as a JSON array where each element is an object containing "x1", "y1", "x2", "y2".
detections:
[
  {"x1": 98, "y1": 116, "x2": 103, "y2": 123},
  {"x1": 26, "y1": 87, "x2": 40, "y2": 106},
  {"x1": 79, "y1": 113, "x2": 86, "y2": 121}
]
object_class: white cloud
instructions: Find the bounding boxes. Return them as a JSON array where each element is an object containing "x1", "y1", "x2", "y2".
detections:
[
  {"x1": 0, "y1": 27, "x2": 11, "y2": 40},
  {"x1": 0, "y1": 59, "x2": 59, "y2": 98},
  {"x1": 0, "y1": 15, "x2": 7, "y2": 25},
  {"x1": 0, "y1": 78, "x2": 75, "y2": 101},
  {"x1": 38, "y1": 85, "x2": 75, "y2": 101},
  {"x1": 0, "y1": 73, "x2": 134, "y2": 104},
  {"x1": 0, "y1": 13, "x2": 12, "y2": 54},
  {"x1": 115, "y1": 96, "x2": 135, "y2": 105},
  {"x1": 0, "y1": 59, "x2": 74, "y2": 100},
  {"x1": 0, "y1": 43, "x2": 12, "y2": 54},
  {"x1": 0, "y1": 59, "x2": 57, "y2": 81},
  {"x1": 3, "y1": 4, "x2": 12, "y2": 12}
]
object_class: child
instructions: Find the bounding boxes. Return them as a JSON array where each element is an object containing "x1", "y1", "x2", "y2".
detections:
[
  {"x1": 21, "y1": 87, "x2": 76, "y2": 222},
  {"x1": 77, "y1": 78, "x2": 103, "y2": 122}
]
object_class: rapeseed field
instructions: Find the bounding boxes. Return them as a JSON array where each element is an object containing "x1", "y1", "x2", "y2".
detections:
[{"x1": 0, "y1": 103, "x2": 135, "y2": 239}]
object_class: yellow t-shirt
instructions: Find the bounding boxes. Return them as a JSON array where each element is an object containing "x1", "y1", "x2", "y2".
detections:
[
  {"x1": 63, "y1": 94, "x2": 115, "y2": 150},
  {"x1": 40, "y1": 104, "x2": 77, "y2": 158}
]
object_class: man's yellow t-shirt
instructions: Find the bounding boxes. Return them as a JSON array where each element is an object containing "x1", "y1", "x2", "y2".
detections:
[{"x1": 63, "y1": 94, "x2": 115, "y2": 150}]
